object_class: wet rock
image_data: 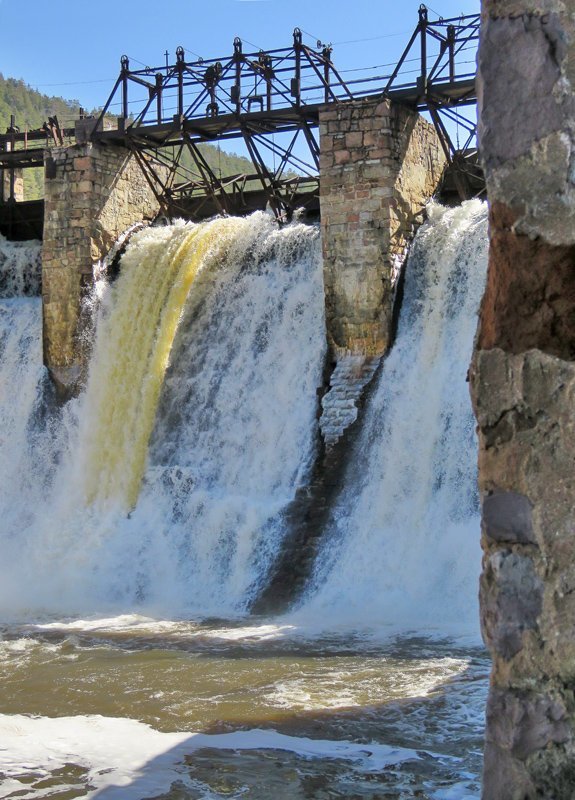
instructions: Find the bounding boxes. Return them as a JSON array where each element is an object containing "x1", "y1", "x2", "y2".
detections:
[
  {"x1": 482, "y1": 491, "x2": 535, "y2": 545},
  {"x1": 483, "y1": 688, "x2": 571, "y2": 799},
  {"x1": 483, "y1": 740, "x2": 536, "y2": 800}
]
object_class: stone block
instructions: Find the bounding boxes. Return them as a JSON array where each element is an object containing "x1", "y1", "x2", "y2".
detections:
[
  {"x1": 345, "y1": 131, "x2": 363, "y2": 148},
  {"x1": 73, "y1": 156, "x2": 92, "y2": 171},
  {"x1": 481, "y1": 549, "x2": 543, "y2": 659},
  {"x1": 486, "y1": 687, "x2": 569, "y2": 761},
  {"x1": 334, "y1": 150, "x2": 351, "y2": 165},
  {"x1": 482, "y1": 491, "x2": 535, "y2": 545}
]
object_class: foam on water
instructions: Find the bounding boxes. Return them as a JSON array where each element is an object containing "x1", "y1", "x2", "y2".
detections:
[{"x1": 0, "y1": 713, "x2": 430, "y2": 799}]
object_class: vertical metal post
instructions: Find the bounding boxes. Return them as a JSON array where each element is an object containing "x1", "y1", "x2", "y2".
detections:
[
  {"x1": 418, "y1": 4, "x2": 428, "y2": 93},
  {"x1": 234, "y1": 38, "x2": 243, "y2": 115},
  {"x1": 293, "y1": 28, "x2": 302, "y2": 108},
  {"x1": 263, "y1": 55, "x2": 272, "y2": 111},
  {"x1": 120, "y1": 56, "x2": 130, "y2": 119},
  {"x1": 155, "y1": 73, "x2": 163, "y2": 124},
  {"x1": 8, "y1": 115, "x2": 15, "y2": 202},
  {"x1": 322, "y1": 46, "x2": 332, "y2": 103},
  {"x1": 447, "y1": 24, "x2": 455, "y2": 82},
  {"x1": 176, "y1": 47, "x2": 185, "y2": 119}
]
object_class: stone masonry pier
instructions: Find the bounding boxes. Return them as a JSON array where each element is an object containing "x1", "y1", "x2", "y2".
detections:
[
  {"x1": 42, "y1": 142, "x2": 164, "y2": 395},
  {"x1": 318, "y1": 97, "x2": 446, "y2": 444},
  {"x1": 253, "y1": 98, "x2": 449, "y2": 609}
]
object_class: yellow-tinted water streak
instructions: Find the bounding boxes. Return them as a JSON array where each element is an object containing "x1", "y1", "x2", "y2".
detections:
[{"x1": 82, "y1": 216, "x2": 245, "y2": 511}]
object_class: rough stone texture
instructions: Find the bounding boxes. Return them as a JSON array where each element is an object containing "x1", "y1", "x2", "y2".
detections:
[
  {"x1": 483, "y1": 687, "x2": 570, "y2": 800},
  {"x1": 319, "y1": 354, "x2": 380, "y2": 448},
  {"x1": 481, "y1": 549, "x2": 543, "y2": 661},
  {"x1": 474, "y1": 3, "x2": 575, "y2": 794},
  {"x1": 478, "y1": 2, "x2": 575, "y2": 245},
  {"x1": 319, "y1": 98, "x2": 445, "y2": 444},
  {"x1": 42, "y1": 142, "x2": 164, "y2": 393},
  {"x1": 477, "y1": 202, "x2": 575, "y2": 359},
  {"x1": 319, "y1": 97, "x2": 446, "y2": 359},
  {"x1": 482, "y1": 491, "x2": 535, "y2": 545},
  {"x1": 471, "y1": 349, "x2": 575, "y2": 796}
]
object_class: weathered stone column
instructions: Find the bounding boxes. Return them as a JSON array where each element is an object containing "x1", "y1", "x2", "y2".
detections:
[
  {"x1": 320, "y1": 97, "x2": 446, "y2": 357},
  {"x1": 318, "y1": 98, "x2": 446, "y2": 444},
  {"x1": 471, "y1": 3, "x2": 575, "y2": 797},
  {"x1": 42, "y1": 143, "x2": 163, "y2": 395}
]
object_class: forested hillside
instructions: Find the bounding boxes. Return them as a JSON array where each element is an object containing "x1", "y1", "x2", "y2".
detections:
[{"x1": 0, "y1": 74, "x2": 259, "y2": 200}]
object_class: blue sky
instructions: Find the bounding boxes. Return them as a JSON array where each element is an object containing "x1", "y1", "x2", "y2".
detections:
[{"x1": 2, "y1": 0, "x2": 479, "y2": 113}]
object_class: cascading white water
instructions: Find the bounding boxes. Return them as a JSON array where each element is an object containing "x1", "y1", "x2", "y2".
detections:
[
  {"x1": 0, "y1": 234, "x2": 42, "y2": 296},
  {"x1": 0, "y1": 213, "x2": 326, "y2": 618},
  {"x1": 300, "y1": 200, "x2": 488, "y2": 633},
  {"x1": 0, "y1": 203, "x2": 487, "y2": 630},
  {"x1": 0, "y1": 299, "x2": 44, "y2": 526}
]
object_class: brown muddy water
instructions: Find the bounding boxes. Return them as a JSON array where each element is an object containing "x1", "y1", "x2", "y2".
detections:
[{"x1": 0, "y1": 616, "x2": 488, "y2": 800}]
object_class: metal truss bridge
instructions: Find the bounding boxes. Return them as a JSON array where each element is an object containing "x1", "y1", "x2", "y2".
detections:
[{"x1": 1, "y1": 5, "x2": 480, "y2": 222}]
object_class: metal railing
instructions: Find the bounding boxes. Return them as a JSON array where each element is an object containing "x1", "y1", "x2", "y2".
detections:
[{"x1": 95, "y1": 6, "x2": 479, "y2": 131}]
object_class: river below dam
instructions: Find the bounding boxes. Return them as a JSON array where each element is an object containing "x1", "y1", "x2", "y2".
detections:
[
  {"x1": 0, "y1": 617, "x2": 488, "y2": 799},
  {"x1": 0, "y1": 202, "x2": 489, "y2": 799}
]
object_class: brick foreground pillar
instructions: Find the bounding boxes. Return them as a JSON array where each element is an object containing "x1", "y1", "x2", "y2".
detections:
[{"x1": 471, "y1": 3, "x2": 575, "y2": 797}]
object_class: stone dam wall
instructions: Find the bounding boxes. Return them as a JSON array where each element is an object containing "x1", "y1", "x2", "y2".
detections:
[{"x1": 472, "y1": 1, "x2": 575, "y2": 797}]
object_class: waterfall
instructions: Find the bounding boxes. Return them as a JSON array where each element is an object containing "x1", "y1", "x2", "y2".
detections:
[
  {"x1": 0, "y1": 203, "x2": 487, "y2": 629},
  {"x1": 80, "y1": 217, "x2": 249, "y2": 510},
  {"x1": 0, "y1": 234, "x2": 42, "y2": 297},
  {"x1": 0, "y1": 205, "x2": 489, "y2": 800},
  {"x1": 0, "y1": 213, "x2": 326, "y2": 617},
  {"x1": 300, "y1": 200, "x2": 488, "y2": 632}
]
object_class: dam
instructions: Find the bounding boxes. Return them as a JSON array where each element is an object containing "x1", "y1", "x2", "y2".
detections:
[{"x1": 1, "y1": 1, "x2": 574, "y2": 798}]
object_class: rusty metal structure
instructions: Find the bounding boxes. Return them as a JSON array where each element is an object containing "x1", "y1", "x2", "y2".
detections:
[
  {"x1": 0, "y1": 114, "x2": 76, "y2": 239},
  {"x1": 0, "y1": 5, "x2": 480, "y2": 225}
]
